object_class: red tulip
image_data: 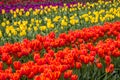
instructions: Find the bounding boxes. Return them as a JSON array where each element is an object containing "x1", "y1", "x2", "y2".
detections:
[
  {"x1": 13, "y1": 61, "x2": 21, "y2": 70},
  {"x1": 34, "y1": 53, "x2": 40, "y2": 62},
  {"x1": 71, "y1": 74, "x2": 78, "y2": 80},
  {"x1": 105, "y1": 56, "x2": 111, "y2": 65},
  {"x1": 105, "y1": 64, "x2": 114, "y2": 73},
  {"x1": 83, "y1": 56, "x2": 89, "y2": 64},
  {"x1": 117, "y1": 34, "x2": 120, "y2": 40},
  {"x1": 75, "y1": 62, "x2": 82, "y2": 69},
  {"x1": 96, "y1": 63, "x2": 102, "y2": 69},
  {"x1": 89, "y1": 56, "x2": 95, "y2": 62},
  {"x1": 53, "y1": 71, "x2": 61, "y2": 79},
  {"x1": 64, "y1": 70, "x2": 73, "y2": 79},
  {"x1": 6, "y1": 57, "x2": 12, "y2": 65},
  {"x1": 34, "y1": 75, "x2": 40, "y2": 80},
  {"x1": 28, "y1": 72, "x2": 34, "y2": 79},
  {"x1": 0, "y1": 62, "x2": 3, "y2": 70}
]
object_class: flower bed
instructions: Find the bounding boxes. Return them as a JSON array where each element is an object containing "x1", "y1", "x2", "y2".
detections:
[
  {"x1": 0, "y1": 21, "x2": 120, "y2": 80},
  {"x1": 0, "y1": 1, "x2": 120, "y2": 79},
  {"x1": 0, "y1": 0, "x2": 119, "y2": 45}
]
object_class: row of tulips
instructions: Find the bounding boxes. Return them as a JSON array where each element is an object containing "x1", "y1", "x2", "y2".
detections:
[
  {"x1": 0, "y1": 0, "x2": 119, "y2": 45},
  {"x1": 0, "y1": 1, "x2": 76, "y2": 13},
  {"x1": 0, "y1": 0, "x2": 62, "y2": 5},
  {"x1": 0, "y1": 21, "x2": 119, "y2": 60},
  {"x1": 0, "y1": 0, "x2": 103, "y2": 6},
  {"x1": 0, "y1": 21, "x2": 119, "y2": 79},
  {"x1": 0, "y1": 0, "x2": 113, "y2": 13},
  {"x1": 0, "y1": 39, "x2": 119, "y2": 80}
]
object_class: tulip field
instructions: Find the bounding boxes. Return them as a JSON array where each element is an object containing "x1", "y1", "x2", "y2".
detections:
[{"x1": 0, "y1": 0, "x2": 120, "y2": 80}]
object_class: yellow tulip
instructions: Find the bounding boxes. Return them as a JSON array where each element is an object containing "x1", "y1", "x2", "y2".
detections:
[
  {"x1": 16, "y1": 28, "x2": 20, "y2": 31},
  {"x1": 70, "y1": 19, "x2": 76, "y2": 25},
  {"x1": 29, "y1": 24, "x2": 33, "y2": 27},
  {"x1": 13, "y1": 13, "x2": 17, "y2": 18},
  {"x1": 82, "y1": 14, "x2": 88, "y2": 18},
  {"x1": 20, "y1": 8, "x2": 24, "y2": 12},
  {"x1": 28, "y1": 27, "x2": 32, "y2": 31},
  {"x1": 14, "y1": 22, "x2": 17, "y2": 26},
  {"x1": 47, "y1": 23, "x2": 54, "y2": 28},
  {"x1": 36, "y1": 20, "x2": 39, "y2": 24},
  {"x1": 34, "y1": 26, "x2": 38, "y2": 31},
  {"x1": 40, "y1": 5, "x2": 43, "y2": 9},
  {"x1": 6, "y1": 20, "x2": 10, "y2": 25},
  {"x1": 75, "y1": 20, "x2": 79, "y2": 24},
  {"x1": 16, "y1": 8, "x2": 19, "y2": 13},
  {"x1": 46, "y1": 19, "x2": 51, "y2": 23},
  {"x1": 84, "y1": 17, "x2": 89, "y2": 22},
  {"x1": 70, "y1": 16, "x2": 75, "y2": 20},
  {"x1": 33, "y1": 11, "x2": 37, "y2": 15},
  {"x1": 39, "y1": 20, "x2": 42, "y2": 23},
  {"x1": 0, "y1": 30, "x2": 2, "y2": 38},
  {"x1": 55, "y1": 30, "x2": 58, "y2": 33},
  {"x1": 6, "y1": 29, "x2": 10, "y2": 34},
  {"x1": 1, "y1": 22, "x2": 6, "y2": 27},
  {"x1": 10, "y1": 9, "x2": 13, "y2": 14},
  {"x1": 11, "y1": 29, "x2": 17, "y2": 36},
  {"x1": 19, "y1": 11, "x2": 22, "y2": 16},
  {"x1": 61, "y1": 20, "x2": 68, "y2": 26},
  {"x1": 29, "y1": 8, "x2": 33, "y2": 11},
  {"x1": 2, "y1": 9, "x2": 5, "y2": 14},
  {"x1": 31, "y1": 18, "x2": 34, "y2": 23},
  {"x1": 40, "y1": 26, "x2": 47, "y2": 31},
  {"x1": 8, "y1": 33, "x2": 11, "y2": 37},
  {"x1": 53, "y1": 16, "x2": 61, "y2": 22},
  {"x1": 20, "y1": 30, "x2": 26, "y2": 36},
  {"x1": 18, "y1": 21, "x2": 21, "y2": 25},
  {"x1": 36, "y1": 24, "x2": 39, "y2": 26},
  {"x1": 40, "y1": 10, "x2": 43, "y2": 15},
  {"x1": 25, "y1": 11, "x2": 30, "y2": 16},
  {"x1": 47, "y1": 8, "x2": 51, "y2": 12},
  {"x1": 61, "y1": 26, "x2": 64, "y2": 29}
]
